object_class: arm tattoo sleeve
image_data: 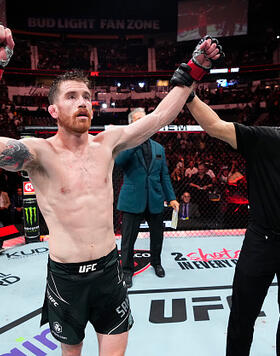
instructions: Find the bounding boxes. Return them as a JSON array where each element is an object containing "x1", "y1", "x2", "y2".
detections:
[{"x1": 0, "y1": 140, "x2": 34, "y2": 170}]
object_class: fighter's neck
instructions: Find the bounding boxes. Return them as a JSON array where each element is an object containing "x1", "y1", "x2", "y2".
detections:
[{"x1": 55, "y1": 128, "x2": 89, "y2": 152}]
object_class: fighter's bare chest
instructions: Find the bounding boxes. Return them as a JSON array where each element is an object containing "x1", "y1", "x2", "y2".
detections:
[{"x1": 46, "y1": 150, "x2": 112, "y2": 192}]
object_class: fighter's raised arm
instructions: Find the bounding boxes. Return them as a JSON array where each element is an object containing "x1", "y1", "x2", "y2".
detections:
[
  {"x1": 111, "y1": 36, "x2": 224, "y2": 154},
  {"x1": 183, "y1": 37, "x2": 237, "y2": 149},
  {"x1": 0, "y1": 26, "x2": 39, "y2": 172}
]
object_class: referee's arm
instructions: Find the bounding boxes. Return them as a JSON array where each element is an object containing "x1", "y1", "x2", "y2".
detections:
[{"x1": 187, "y1": 95, "x2": 237, "y2": 149}]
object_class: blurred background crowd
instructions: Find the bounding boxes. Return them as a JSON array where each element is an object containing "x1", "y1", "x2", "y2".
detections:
[{"x1": 0, "y1": 0, "x2": 279, "y2": 234}]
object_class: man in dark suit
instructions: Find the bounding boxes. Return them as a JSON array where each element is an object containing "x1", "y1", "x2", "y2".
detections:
[
  {"x1": 115, "y1": 108, "x2": 179, "y2": 288},
  {"x1": 177, "y1": 191, "x2": 205, "y2": 230},
  {"x1": 10, "y1": 187, "x2": 23, "y2": 224},
  {"x1": 189, "y1": 163, "x2": 213, "y2": 217}
]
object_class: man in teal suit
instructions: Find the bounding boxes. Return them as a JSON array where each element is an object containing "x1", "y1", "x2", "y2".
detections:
[{"x1": 115, "y1": 108, "x2": 179, "y2": 288}]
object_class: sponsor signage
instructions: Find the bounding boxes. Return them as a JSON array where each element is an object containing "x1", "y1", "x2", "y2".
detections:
[
  {"x1": 21, "y1": 170, "x2": 41, "y2": 243},
  {"x1": 22, "y1": 197, "x2": 40, "y2": 242},
  {"x1": 3, "y1": 247, "x2": 48, "y2": 259},
  {"x1": 119, "y1": 250, "x2": 151, "y2": 275},
  {"x1": 23, "y1": 181, "x2": 35, "y2": 195},
  {"x1": 171, "y1": 247, "x2": 241, "y2": 271},
  {"x1": 149, "y1": 292, "x2": 265, "y2": 324},
  {"x1": 27, "y1": 17, "x2": 161, "y2": 32},
  {"x1": 0, "y1": 328, "x2": 58, "y2": 356},
  {"x1": 0, "y1": 272, "x2": 20, "y2": 287}
]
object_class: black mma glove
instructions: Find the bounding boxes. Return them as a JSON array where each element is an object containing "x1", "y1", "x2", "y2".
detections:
[
  {"x1": 0, "y1": 45, "x2": 13, "y2": 68},
  {"x1": 170, "y1": 35, "x2": 225, "y2": 87},
  {"x1": 0, "y1": 26, "x2": 14, "y2": 79}
]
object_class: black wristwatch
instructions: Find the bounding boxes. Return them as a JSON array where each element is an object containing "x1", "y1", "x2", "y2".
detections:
[{"x1": 186, "y1": 91, "x2": 195, "y2": 104}]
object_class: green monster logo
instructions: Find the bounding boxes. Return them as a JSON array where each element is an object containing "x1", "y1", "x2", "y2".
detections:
[{"x1": 24, "y1": 207, "x2": 37, "y2": 225}]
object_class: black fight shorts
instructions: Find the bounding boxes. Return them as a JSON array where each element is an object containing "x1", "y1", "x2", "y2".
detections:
[{"x1": 40, "y1": 247, "x2": 133, "y2": 345}]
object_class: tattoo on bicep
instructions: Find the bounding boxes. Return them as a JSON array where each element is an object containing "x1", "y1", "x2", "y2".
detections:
[{"x1": 0, "y1": 140, "x2": 34, "y2": 170}]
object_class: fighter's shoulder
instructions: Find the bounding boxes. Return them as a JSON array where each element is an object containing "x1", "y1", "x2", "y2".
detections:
[
  {"x1": 94, "y1": 125, "x2": 124, "y2": 143},
  {"x1": 103, "y1": 125, "x2": 124, "y2": 135},
  {"x1": 21, "y1": 137, "x2": 53, "y2": 154}
]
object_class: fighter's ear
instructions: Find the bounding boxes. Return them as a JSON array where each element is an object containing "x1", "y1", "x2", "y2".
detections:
[{"x1": 48, "y1": 104, "x2": 58, "y2": 119}]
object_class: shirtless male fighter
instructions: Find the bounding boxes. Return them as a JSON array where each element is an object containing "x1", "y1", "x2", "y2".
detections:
[{"x1": 0, "y1": 24, "x2": 223, "y2": 356}]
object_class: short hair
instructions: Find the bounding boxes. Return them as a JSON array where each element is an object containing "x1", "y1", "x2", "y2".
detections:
[
  {"x1": 128, "y1": 107, "x2": 145, "y2": 124},
  {"x1": 48, "y1": 70, "x2": 90, "y2": 104},
  {"x1": 181, "y1": 191, "x2": 191, "y2": 200}
]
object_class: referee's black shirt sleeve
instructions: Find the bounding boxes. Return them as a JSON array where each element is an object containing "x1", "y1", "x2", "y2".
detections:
[{"x1": 233, "y1": 122, "x2": 280, "y2": 230}]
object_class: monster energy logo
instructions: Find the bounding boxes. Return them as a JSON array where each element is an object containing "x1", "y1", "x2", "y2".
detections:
[{"x1": 24, "y1": 207, "x2": 37, "y2": 225}]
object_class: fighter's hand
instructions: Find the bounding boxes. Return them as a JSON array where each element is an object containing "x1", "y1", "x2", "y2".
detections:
[
  {"x1": 192, "y1": 35, "x2": 225, "y2": 70},
  {"x1": 170, "y1": 200, "x2": 180, "y2": 212},
  {"x1": 0, "y1": 25, "x2": 15, "y2": 67},
  {"x1": 170, "y1": 35, "x2": 225, "y2": 87}
]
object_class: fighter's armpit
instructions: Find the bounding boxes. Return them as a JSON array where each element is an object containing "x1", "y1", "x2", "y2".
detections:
[{"x1": 0, "y1": 140, "x2": 35, "y2": 171}]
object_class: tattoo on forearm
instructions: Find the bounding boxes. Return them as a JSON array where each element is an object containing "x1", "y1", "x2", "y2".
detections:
[{"x1": 0, "y1": 140, "x2": 34, "y2": 170}]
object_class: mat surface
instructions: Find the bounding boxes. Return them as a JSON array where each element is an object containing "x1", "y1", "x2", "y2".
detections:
[{"x1": 0, "y1": 233, "x2": 277, "y2": 356}]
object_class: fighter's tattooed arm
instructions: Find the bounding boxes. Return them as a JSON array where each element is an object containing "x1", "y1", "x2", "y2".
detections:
[{"x1": 0, "y1": 140, "x2": 35, "y2": 171}]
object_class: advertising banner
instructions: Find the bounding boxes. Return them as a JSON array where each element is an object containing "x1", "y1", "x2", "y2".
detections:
[{"x1": 21, "y1": 171, "x2": 40, "y2": 243}]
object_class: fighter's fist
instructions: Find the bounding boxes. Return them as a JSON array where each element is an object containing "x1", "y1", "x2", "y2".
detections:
[
  {"x1": 0, "y1": 24, "x2": 15, "y2": 68},
  {"x1": 192, "y1": 35, "x2": 225, "y2": 70},
  {"x1": 170, "y1": 35, "x2": 225, "y2": 87}
]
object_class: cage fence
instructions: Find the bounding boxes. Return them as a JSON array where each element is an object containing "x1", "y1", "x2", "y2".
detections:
[
  {"x1": 16, "y1": 126, "x2": 248, "y2": 239},
  {"x1": 113, "y1": 129, "x2": 248, "y2": 238}
]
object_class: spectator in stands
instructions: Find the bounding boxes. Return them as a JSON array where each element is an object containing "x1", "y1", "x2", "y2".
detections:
[
  {"x1": 197, "y1": 131, "x2": 208, "y2": 153},
  {"x1": 206, "y1": 165, "x2": 216, "y2": 181},
  {"x1": 205, "y1": 153, "x2": 216, "y2": 172},
  {"x1": 0, "y1": 185, "x2": 11, "y2": 227},
  {"x1": 178, "y1": 132, "x2": 190, "y2": 153},
  {"x1": 0, "y1": 168, "x2": 8, "y2": 191},
  {"x1": 227, "y1": 160, "x2": 247, "y2": 202},
  {"x1": 217, "y1": 165, "x2": 231, "y2": 186},
  {"x1": 171, "y1": 165, "x2": 185, "y2": 197},
  {"x1": 10, "y1": 186, "x2": 23, "y2": 224},
  {"x1": 177, "y1": 191, "x2": 205, "y2": 230},
  {"x1": 6, "y1": 171, "x2": 22, "y2": 197},
  {"x1": 185, "y1": 159, "x2": 198, "y2": 179},
  {"x1": 228, "y1": 159, "x2": 242, "y2": 178},
  {"x1": 175, "y1": 155, "x2": 185, "y2": 174},
  {"x1": 171, "y1": 166, "x2": 184, "y2": 182},
  {"x1": 0, "y1": 113, "x2": 5, "y2": 130},
  {"x1": 179, "y1": 191, "x2": 199, "y2": 219},
  {"x1": 189, "y1": 163, "x2": 213, "y2": 217},
  {"x1": 14, "y1": 113, "x2": 23, "y2": 129}
]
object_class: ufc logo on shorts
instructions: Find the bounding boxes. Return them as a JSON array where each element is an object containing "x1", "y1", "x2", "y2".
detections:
[{"x1": 79, "y1": 263, "x2": 97, "y2": 273}]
